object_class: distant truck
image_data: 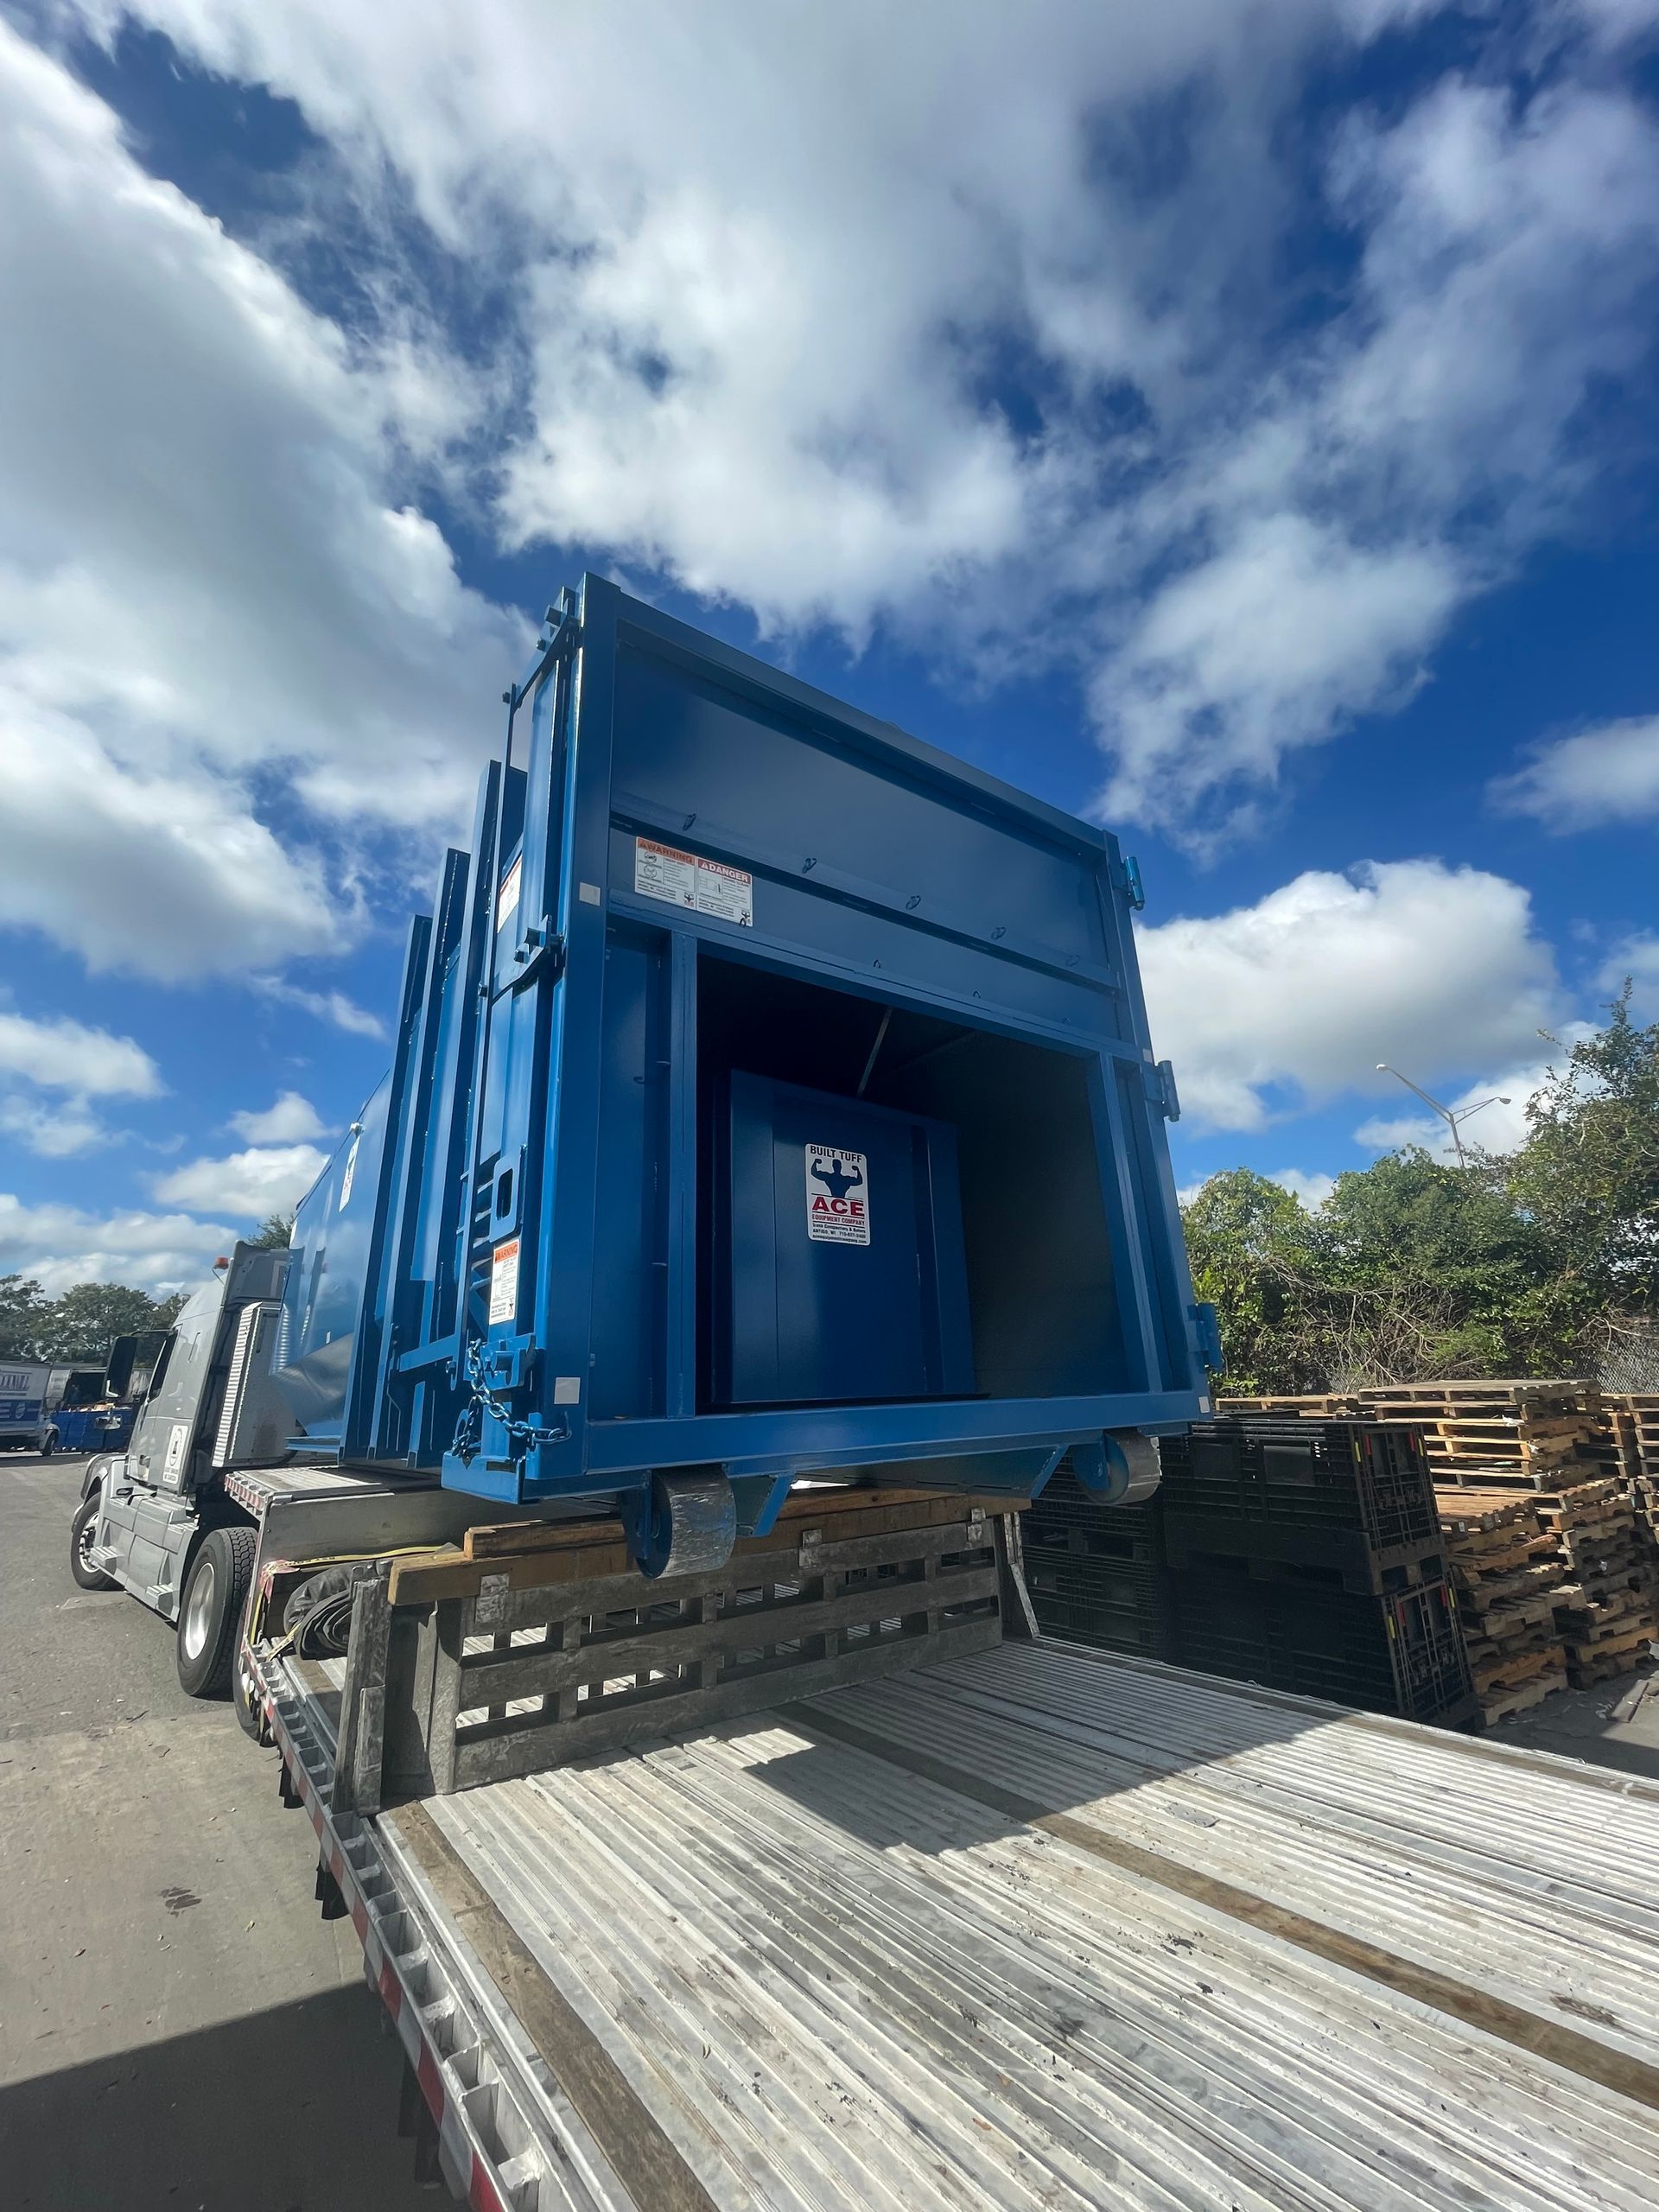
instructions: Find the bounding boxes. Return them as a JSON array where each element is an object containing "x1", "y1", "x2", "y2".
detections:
[{"x1": 0, "y1": 1362, "x2": 57, "y2": 1453}]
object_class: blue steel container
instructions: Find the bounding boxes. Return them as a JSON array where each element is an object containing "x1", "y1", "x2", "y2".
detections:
[{"x1": 277, "y1": 576, "x2": 1215, "y2": 1569}]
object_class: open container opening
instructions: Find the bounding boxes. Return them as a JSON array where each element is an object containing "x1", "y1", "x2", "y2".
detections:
[{"x1": 696, "y1": 955, "x2": 1125, "y2": 1413}]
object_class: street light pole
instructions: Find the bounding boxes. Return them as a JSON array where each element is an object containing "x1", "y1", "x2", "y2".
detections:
[{"x1": 1374, "y1": 1065, "x2": 1511, "y2": 1168}]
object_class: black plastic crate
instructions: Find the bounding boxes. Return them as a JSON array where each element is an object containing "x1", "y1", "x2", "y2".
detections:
[
  {"x1": 1160, "y1": 1419, "x2": 1439, "y2": 1554},
  {"x1": 1024, "y1": 1468, "x2": 1173, "y2": 1657},
  {"x1": 1167, "y1": 1564, "x2": 1474, "y2": 1726},
  {"x1": 1027, "y1": 1465, "x2": 1165, "y2": 1557},
  {"x1": 1160, "y1": 1511, "x2": 1446, "y2": 1598}
]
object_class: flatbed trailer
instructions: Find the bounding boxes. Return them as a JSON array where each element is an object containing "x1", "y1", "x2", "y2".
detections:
[{"x1": 235, "y1": 1471, "x2": 1659, "y2": 2212}]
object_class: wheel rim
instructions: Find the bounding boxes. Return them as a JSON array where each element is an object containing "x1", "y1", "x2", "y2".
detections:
[
  {"x1": 182, "y1": 1557, "x2": 217, "y2": 1661},
  {"x1": 76, "y1": 1510, "x2": 99, "y2": 1572}
]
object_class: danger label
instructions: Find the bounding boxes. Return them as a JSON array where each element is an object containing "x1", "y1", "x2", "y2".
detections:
[
  {"x1": 804, "y1": 1144, "x2": 870, "y2": 1245},
  {"x1": 488, "y1": 1236, "x2": 520, "y2": 1325},
  {"x1": 633, "y1": 837, "x2": 753, "y2": 927}
]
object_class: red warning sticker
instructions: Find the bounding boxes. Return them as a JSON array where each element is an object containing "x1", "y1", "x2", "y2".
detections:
[
  {"x1": 633, "y1": 837, "x2": 753, "y2": 926},
  {"x1": 804, "y1": 1144, "x2": 870, "y2": 1245}
]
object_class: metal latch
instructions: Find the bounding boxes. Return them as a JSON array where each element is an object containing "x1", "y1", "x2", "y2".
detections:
[{"x1": 508, "y1": 927, "x2": 566, "y2": 995}]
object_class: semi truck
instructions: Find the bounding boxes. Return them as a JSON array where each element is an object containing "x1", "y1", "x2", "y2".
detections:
[
  {"x1": 68, "y1": 577, "x2": 1659, "y2": 2210},
  {"x1": 1, "y1": 1361, "x2": 57, "y2": 1453}
]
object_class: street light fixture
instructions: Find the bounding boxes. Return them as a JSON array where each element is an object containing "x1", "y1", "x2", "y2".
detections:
[{"x1": 1374, "y1": 1065, "x2": 1512, "y2": 1169}]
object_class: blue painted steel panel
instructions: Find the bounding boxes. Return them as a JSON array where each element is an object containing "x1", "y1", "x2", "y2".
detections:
[
  {"x1": 274, "y1": 1073, "x2": 394, "y2": 1438},
  {"x1": 721, "y1": 1074, "x2": 974, "y2": 1407},
  {"x1": 272, "y1": 575, "x2": 1210, "y2": 1522}
]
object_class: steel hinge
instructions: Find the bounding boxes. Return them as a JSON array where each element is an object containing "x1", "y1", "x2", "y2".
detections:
[
  {"x1": 1144, "y1": 1057, "x2": 1180, "y2": 1120},
  {"x1": 1192, "y1": 1301, "x2": 1224, "y2": 1373},
  {"x1": 1120, "y1": 854, "x2": 1146, "y2": 911}
]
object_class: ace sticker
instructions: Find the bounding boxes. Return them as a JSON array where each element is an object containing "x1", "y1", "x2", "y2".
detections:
[{"x1": 804, "y1": 1144, "x2": 869, "y2": 1245}]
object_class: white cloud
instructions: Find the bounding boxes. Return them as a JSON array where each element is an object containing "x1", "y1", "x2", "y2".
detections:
[
  {"x1": 1598, "y1": 934, "x2": 1659, "y2": 1020},
  {"x1": 1096, "y1": 520, "x2": 1459, "y2": 833},
  {"x1": 1491, "y1": 715, "x2": 1659, "y2": 832},
  {"x1": 152, "y1": 1142, "x2": 329, "y2": 1220},
  {"x1": 1138, "y1": 858, "x2": 1561, "y2": 1131},
  {"x1": 1269, "y1": 1168, "x2": 1337, "y2": 1209},
  {"x1": 250, "y1": 976, "x2": 387, "y2": 1039},
  {"x1": 0, "y1": 21, "x2": 524, "y2": 981},
  {"x1": 29, "y1": 3, "x2": 1659, "y2": 849},
  {"x1": 0, "y1": 1008, "x2": 162, "y2": 1158},
  {"x1": 0, "y1": 1192, "x2": 235, "y2": 1295},
  {"x1": 0, "y1": 1095, "x2": 109, "y2": 1160},
  {"x1": 229, "y1": 1090, "x2": 331, "y2": 1144},
  {"x1": 0, "y1": 1010, "x2": 159, "y2": 1096}
]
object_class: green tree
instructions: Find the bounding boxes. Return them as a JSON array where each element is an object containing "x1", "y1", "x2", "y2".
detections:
[
  {"x1": 0, "y1": 1274, "x2": 54, "y2": 1362},
  {"x1": 249, "y1": 1213, "x2": 296, "y2": 1249},
  {"x1": 1311, "y1": 1149, "x2": 1554, "y2": 1382},
  {"x1": 44, "y1": 1282, "x2": 180, "y2": 1364},
  {"x1": 1180, "y1": 1169, "x2": 1322, "y2": 1395},
  {"x1": 1505, "y1": 988, "x2": 1659, "y2": 1358}
]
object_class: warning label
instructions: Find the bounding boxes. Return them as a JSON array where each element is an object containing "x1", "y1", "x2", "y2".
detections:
[
  {"x1": 633, "y1": 837, "x2": 753, "y2": 927},
  {"x1": 495, "y1": 855, "x2": 522, "y2": 933},
  {"x1": 804, "y1": 1144, "x2": 870, "y2": 1245},
  {"x1": 488, "y1": 1236, "x2": 520, "y2": 1325}
]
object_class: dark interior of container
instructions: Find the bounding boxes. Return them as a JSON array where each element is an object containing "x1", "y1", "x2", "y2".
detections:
[{"x1": 696, "y1": 956, "x2": 1123, "y2": 1408}]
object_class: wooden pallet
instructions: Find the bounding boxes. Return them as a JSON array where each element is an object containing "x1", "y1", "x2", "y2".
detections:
[
  {"x1": 1213, "y1": 1394, "x2": 1367, "y2": 1415},
  {"x1": 1475, "y1": 1667, "x2": 1569, "y2": 1724}
]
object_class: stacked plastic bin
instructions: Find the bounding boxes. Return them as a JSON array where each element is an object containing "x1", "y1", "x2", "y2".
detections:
[
  {"x1": 1022, "y1": 1459, "x2": 1174, "y2": 1661},
  {"x1": 1155, "y1": 1417, "x2": 1477, "y2": 1726}
]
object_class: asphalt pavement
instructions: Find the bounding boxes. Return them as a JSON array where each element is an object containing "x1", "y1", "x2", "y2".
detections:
[{"x1": 0, "y1": 1455, "x2": 435, "y2": 2211}]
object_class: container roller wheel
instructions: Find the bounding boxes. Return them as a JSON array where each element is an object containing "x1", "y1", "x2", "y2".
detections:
[
  {"x1": 633, "y1": 1471, "x2": 738, "y2": 1580},
  {"x1": 1073, "y1": 1432, "x2": 1162, "y2": 1505}
]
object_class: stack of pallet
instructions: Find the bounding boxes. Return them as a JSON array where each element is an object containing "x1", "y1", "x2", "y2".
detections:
[
  {"x1": 1216, "y1": 1378, "x2": 1659, "y2": 1721},
  {"x1": 1432, "y1": 1491, "x2": 1567, "y2": 1723},
  {"x1": 1541, "y1": 1478, "x2": 1657, "y2": 1686},
  {"x1": 1608, "y1": 1395, "x2": 1659, "y2": 1592},
  {"x1": 1358, "y1": 1380, "x2": 1619, "y2": 1486},
  {"x1": 1435, "y1": 1478, "x2": 1655, "y2": 1702}
]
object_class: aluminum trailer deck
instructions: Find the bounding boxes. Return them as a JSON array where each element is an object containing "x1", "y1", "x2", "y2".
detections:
[{"x1": 257, "y1": 1633, "x2": 1659, "y2": 2212}]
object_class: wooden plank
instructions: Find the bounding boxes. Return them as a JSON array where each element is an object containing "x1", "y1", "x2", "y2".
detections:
[
  {"x1": 331, "y1": 1568, "x2": 392, "y2": 1817},
  {"x1": 391, "y1": 1803, "x2": 722, "y2": 2212},
  {"x1": 389, "y1": 1489, "x2": 1008, "y2": 1607}
]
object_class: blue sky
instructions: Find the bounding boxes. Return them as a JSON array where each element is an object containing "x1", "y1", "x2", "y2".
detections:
[{"x1": 1, "y1": 0, "x2": 1656, "y2": 1291}]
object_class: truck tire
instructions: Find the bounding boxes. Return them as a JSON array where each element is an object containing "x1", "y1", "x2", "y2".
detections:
[
  {"x1": 176, "y1": 1525, "x2": 257, "y2": 1698},
  {"x1": 39, "y1": 1428, "x2": 56, "y2": 1460},
  {"x1": 69, "y1": 1493, "x2": 117, "y2": 1592}
]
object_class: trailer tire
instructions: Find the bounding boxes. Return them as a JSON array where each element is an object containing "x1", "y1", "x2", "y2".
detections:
[
  {"x1": 176, "y1": 1526, "x2": 256, "y2": 1699},
  {"x1": 69, "y1": 1492, "x2": 116, "y2": 1592}
]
